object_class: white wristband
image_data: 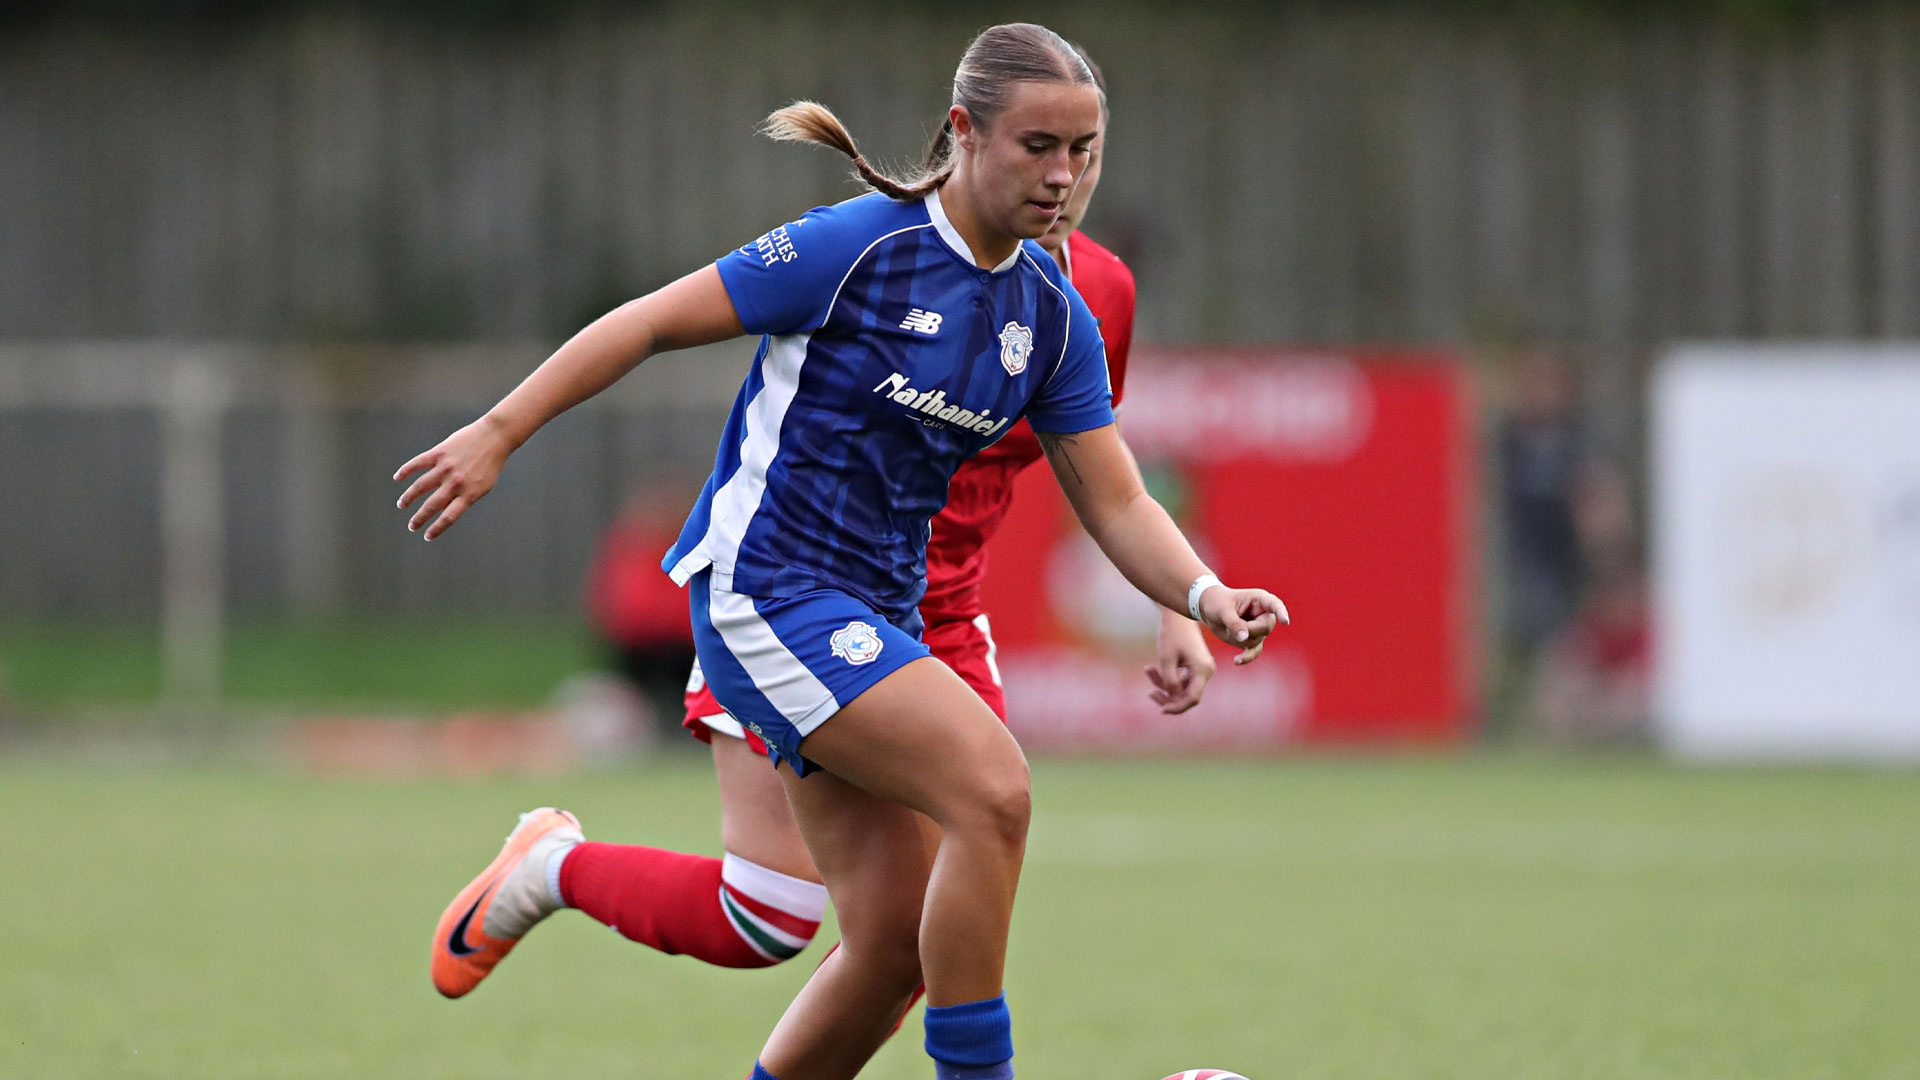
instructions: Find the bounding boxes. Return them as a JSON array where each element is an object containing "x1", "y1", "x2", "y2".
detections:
[{"x1": 1187, "y1": 573, "x2": 1224, "y2": 622}]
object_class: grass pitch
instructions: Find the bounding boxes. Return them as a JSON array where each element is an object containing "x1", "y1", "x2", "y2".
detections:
[
  {"x1": 0, "y1": 618, "x2": 594, "y2": 710},
  {"x1": 2, "y1": 755, "x2": 1916, "y2": 1079}
]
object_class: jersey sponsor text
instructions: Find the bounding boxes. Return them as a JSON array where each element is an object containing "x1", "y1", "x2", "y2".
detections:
[
  {"x1": 872, "y1": 372, "x2": 1013, "y2": 437},
  {"x1": 750, "y1": 225, "x2": 798, "y2": 267}
]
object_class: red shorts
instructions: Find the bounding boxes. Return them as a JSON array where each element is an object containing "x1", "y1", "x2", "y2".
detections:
[{"x1": 682, "y1": 613, "x2": 1005, "y2": 754}]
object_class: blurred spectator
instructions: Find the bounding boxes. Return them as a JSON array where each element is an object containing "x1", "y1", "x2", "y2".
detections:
[
  {"x1": 585, "y1": 481, "x2": 699, "y2": 742},
  {"x1": 1499, "y1": 354, "x2": 1586, "y2": 650},
  {"x1": 1531, "y1": 459, "x2": 1652, "y2": 744}
]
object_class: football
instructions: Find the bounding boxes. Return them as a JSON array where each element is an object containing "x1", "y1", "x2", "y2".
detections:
[{"x1": 1160, "y1": 1072, "x2": 1251, "y2": 1080}]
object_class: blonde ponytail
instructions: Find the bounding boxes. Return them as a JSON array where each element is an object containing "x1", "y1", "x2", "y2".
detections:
[{"x1": 761, "y1": 101, "x2": 949, "y2": 201}]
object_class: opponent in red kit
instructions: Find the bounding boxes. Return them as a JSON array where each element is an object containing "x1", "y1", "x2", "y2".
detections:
[{"x1": 443, "y1": 46, "x2": 1217, "y2": 999}]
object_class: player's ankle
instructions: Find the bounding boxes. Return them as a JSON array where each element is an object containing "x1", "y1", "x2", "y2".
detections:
[
  {"x1": 924, "y1": 993, "x2": 1015, "y2": 1080},
  {"x1": 544, "y1": 838, "x2": 579, "y2": 909}
]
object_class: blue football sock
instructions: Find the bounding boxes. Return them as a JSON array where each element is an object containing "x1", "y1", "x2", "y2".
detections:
[
  {"x1": 924, "y1": 993, "x2": 1014, "y2": 1080},
  {"x1": 750, "y1": 1062, "x2": 784, "y2": 1080}
]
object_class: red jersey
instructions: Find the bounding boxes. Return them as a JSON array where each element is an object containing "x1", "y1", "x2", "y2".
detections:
[{"x1": 918, "y1": 230, "x2": 1136, "y2": 624}]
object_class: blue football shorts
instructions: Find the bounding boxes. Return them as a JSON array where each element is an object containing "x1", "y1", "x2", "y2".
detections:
[{"x1": 688, "y1": 569, "x2": 930, "y2": 777}]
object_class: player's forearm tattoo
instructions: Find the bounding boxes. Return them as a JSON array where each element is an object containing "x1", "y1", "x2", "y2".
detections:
[{"x1": 1037, "y1": 431, "x2": 1084, "y2": 484}]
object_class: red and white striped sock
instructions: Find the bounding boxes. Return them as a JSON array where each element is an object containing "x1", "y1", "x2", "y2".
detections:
[
  {"x1": 558, "y1": 842, "x2": 824, "y2": 969},
  {"x1": 715, "y1": 853, "x2": 828, "y2": 964}
]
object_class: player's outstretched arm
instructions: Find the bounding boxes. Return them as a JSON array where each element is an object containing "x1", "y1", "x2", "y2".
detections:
[
  {"x1": 1109, "y1": 426, "x2": 1217, "y2": 709},
  {"x1": 1037, "y1": 424, "x2": 1288, "y2": 666},
  {"x1": 394, "y1": 265, "x2": 744, "y2": 539}
]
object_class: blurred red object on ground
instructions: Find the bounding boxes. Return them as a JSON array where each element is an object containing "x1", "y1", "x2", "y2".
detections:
[{"x1": 288, "y1": 714, "x2": 577, "y2": 777}]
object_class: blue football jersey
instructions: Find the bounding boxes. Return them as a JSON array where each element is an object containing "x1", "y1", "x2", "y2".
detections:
[{"x1": 664, "y1": 189, "x2": 1115, "y2": 618}]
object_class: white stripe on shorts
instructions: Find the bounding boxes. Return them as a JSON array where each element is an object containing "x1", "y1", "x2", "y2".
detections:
[
  {"x1": 973, "y1": 613, "x2": 1003, "y2": 687},
  {"x1": 707, "y1": 586, "x2": 842, "y2": 736},
  {"x1": 697, "y1": 711, "x2": 747, "y2": 741}
]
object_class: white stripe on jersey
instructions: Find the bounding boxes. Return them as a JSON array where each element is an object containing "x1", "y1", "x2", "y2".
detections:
[
  {"x1": 670, "y1": 221, "x2": 934, "y2": 587},
  {"x1": 669, "y1": 330, "x2": 811, "y2": 589}
]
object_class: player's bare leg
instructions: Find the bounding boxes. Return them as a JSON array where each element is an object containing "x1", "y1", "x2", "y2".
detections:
[
  {"x1": 796, "y1": 658, "x2": 1030, "y2": 1008},
  {"x1": 714, "y1": 733, "x2": 819, "y2": 883},
  {"x1": 755, "y1": 769, "x2": 934, "y2": 1080},
  {"x1": 757, "y1": 656, "x2": 1029, "y2": 1080}
]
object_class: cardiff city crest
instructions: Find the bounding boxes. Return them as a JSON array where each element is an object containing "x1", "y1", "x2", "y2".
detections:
[
  {"x1": 998, "y1": 321, "x2": 1034, "y2": 376},
  {"x1": 829, "y1": 620, "x2": 884, "y2": 666}
]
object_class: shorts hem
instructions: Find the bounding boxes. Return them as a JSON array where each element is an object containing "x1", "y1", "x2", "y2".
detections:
[{"x1": 791, "y1": 694, "x2": 842, "y2": 738}]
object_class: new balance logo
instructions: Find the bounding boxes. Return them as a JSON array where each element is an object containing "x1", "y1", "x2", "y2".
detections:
[
  {"x1": 871, "y1": 372, "x2": 1012, "y2": 438},
  {"x1": 900, "y1": 309, "x2": 944, "y2": 335}
]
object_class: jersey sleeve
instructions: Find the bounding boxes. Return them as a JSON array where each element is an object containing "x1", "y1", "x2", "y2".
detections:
[
  {"x1": 1024, "y1": 285, "x2": 1117, "y2": 435},
  {"x1": 714, "y1": 201, "x2": 881, "y2": 336}
]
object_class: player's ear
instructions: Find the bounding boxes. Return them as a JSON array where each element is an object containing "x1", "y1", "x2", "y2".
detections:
[{"x1": 949, "y1": 105, "x2": 976, "y2": 151}]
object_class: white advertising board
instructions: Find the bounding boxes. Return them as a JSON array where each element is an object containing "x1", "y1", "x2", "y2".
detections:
[{"x1": 1654, "y1": 346, "x2": 1920, "y2": 760}]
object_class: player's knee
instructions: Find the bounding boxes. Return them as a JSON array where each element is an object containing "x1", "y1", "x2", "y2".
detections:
[
  {"x1": 988, "y1": 768, "x2": 1032, "y2": 845},
  {"x1": 838, "y1": 923, "x2": 923, "y2": 990},
  {"x1": 966, "y1": 757, "x2": 1031, "y2": 849},
  {"x1": 836, "y1": 884, "x2": 924, "y2": 956}
]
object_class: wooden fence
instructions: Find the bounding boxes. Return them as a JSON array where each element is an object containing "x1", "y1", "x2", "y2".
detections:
[
  {"x1": 4, "y1": 6, "x2": 1919, "y2": 625},
  {"x1": 2, "y1": 5, "x2": 1917, "y2": 346}
]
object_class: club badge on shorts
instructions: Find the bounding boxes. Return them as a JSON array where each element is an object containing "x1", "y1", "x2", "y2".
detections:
[
  {"x1": 998, "y1": 321, "x2": 1033, "y2": 376},
  {"x1": 829, "y1": 621, "x2": 884, "y2": 666}
]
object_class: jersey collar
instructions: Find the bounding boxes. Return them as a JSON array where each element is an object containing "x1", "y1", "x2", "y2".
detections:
[{"x1": 926, "y1": 188, "x2": 1023, "y2": 274}]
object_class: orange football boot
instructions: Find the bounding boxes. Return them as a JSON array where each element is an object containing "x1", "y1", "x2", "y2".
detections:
[{"x1": 431, "y1": 807, "x2": 583, "y2": 998}]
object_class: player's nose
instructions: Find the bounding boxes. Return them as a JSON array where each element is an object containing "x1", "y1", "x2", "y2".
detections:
[{"x1": 1041, "y1": 149, "x2": 1078, "y2": 191}]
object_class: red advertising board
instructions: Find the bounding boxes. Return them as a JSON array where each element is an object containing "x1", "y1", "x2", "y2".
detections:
[{"x1": 984, "y1": 349, "x2": 1478, "y2": 750}]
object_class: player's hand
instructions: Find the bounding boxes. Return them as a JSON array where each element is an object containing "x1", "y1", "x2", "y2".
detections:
[
  {"x1": 1146, "y1": 610, "x2": 1216, "y2": 714},
  {"x1": 1196, "y1": 585, "x2": 1289, "y2": 666},
  {"x1": 392, "y1": 416, "x2": 514, "y2": 540}
]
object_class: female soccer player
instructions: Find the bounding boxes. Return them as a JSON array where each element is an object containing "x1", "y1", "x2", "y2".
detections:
[
  {"x1": 399, "y1": 24, "x2": 1286, "y2": 1080},
  {"x1": 438, "y1": 47, "x2": 1218, "y2": 989}
]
